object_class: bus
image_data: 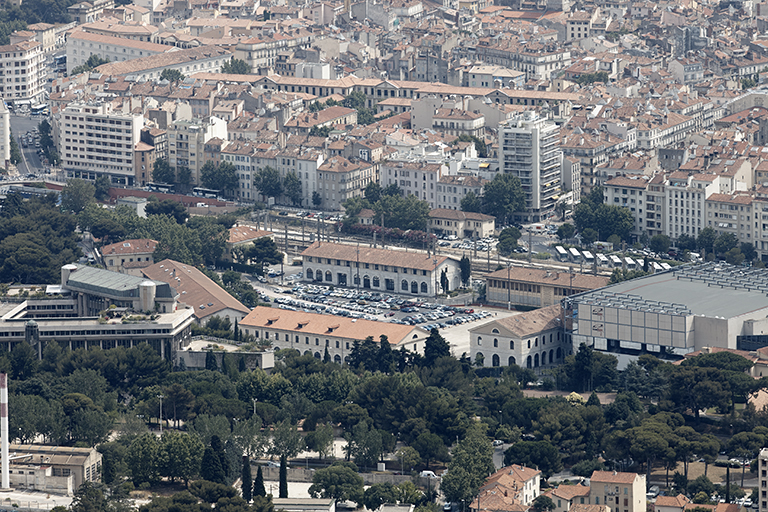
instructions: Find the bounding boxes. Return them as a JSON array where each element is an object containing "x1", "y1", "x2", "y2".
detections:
[
  {"x1": 147, "y1": 182, "x2": 175, "y2": 194},
  {"x1": 625, "y1": 257, "x2": 636, "y2": 270},
  {"x1": 582, "y1": 251, "x2": 595, "y2": 266},
  {"x1": 597, "y1": 253, "x2": 610, "y2": 266},
  {"x1": 568, "y1": 247, "x2": 581, "y2": 262},
  {"x1": 609, "y1": 255, "x2": 623, "y2": 267},
  {"x1": 555, "y1": 246, "x2": 568, "y2": 261},
  {"x1": 31, "y1": 103, "x2": 48, "y2": 116},
  {"x1": 192, "y1": 187, "x2": 220, "y2": 198}
]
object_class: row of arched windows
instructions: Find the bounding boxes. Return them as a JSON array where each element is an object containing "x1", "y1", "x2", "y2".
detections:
[
  {"x1": 475, "y1": 348, "x2": 562, "y2": 368},
  {"x1": 305, "y1": 268, "x2": 428, "y2": 294}
]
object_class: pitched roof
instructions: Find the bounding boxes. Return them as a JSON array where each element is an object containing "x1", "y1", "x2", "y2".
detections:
[
  {"x1": 485, "y1": 267, "x2": 608, "y2": 291},
  {"x1": 95, "y1": 45, "x2": 231, "y2": 75},
  {"x1": 302, "y1": 241, "x2": 450, "y2": 271},
  {"x1": 240, "y1": 306, "x2": 428, "y2": 345},
  {"x1": 590, "y1": 471, "x2": 639, "y2": 484},
  {"x1": 550, "y1": 485, "x2": 591, "y2": 501},
  {"x1": 142, "y1": 259, "x2": 250, "y2": 320},
  {"x1": 471, "y1": 304, "x2": 563, "y2": 338},
  {"x1": 101, "y1": 239, "x2": 158, "y2": 256},
  {"x1": 429, "y1": 208, "x2": 495, "y2": 222},
  {"x1": 228, "y1": 225, "x2": 273, "y2": 244},
  {"x1": 655, "y1": 495, "x2": 690, "y2": 509}
]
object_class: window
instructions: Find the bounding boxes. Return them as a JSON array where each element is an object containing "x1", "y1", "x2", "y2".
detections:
[
  {"x1": 477, "y1": 337, "x2": 482, "y2": 346},
  {"x1": 401, "y1": 280, "x2": 408, "y2": 291},
  {"x1": 510, "y1": 340, "x2": 514, "y2": 349},
  {"x1": 493, "y1": 338, "x2": 498, "y2": 347}
]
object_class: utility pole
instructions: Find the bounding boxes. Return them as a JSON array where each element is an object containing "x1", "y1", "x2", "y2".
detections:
[
  {"x1": 282, "y1": 224, "x2": 287, "y2": 285},
  {"x1": 157, "y1": 394, "x2": 164, "y2": 434},
  {"x1": 528, "y1": 230, "x2": 532, "y2": 263}
]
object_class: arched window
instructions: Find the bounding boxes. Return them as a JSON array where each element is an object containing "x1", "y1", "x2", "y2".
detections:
[
  {"x1": 363, "y1": 275, "x2": 371, "y2": 288},
  {"x1": 314, "y1": 352, "x2": 321, "y2": 359},
  {"x1": 549, "y1": 349, "x2": 554, "y2": 364},
  {"x1": 535, "y1": 337, "x2": 538, "y2": 347},
  {"x1": 526, "y1": 355, "x2": 532, "y2": 368},
  {"x1": 477, "y1": 337, "x2": 482, "y2": 346},
  {"x1": 304, "y1": 350, "x2": 312, "y2": 356},
  {"x1": 542, "y1": 351, "x2": 547, "y2": 365},
  {"x1": 306, "y1": 269, "x2": 313, "y2": 280},
  {"x1": 317, "y1": 272, "x2": 323, "y2": 282},
  {"x1": 510, "y1": 340, "x2": 514, "y2": 350},
  {"x1": 534, "y1": 354, "x2": 539, "y2": 367},
  {"x1": 509, "y1": 356, "x2": 516, "y2": 366},
  {"x1": 401, "y1": 280, "x2": 408, "y2": 291},
  {"x1": 354, "y1": 275, "x2": 360, "y2": 285},
  {"x1": 556, "y1": 347, "x2": 562, "y2": 360},
  {"x1": 411, "y1": 281, "x2": 418, "y2": 293},
  {"x1": 334, "y1": 354, "x2": 342, "y2": 364},
  {"x1": 527, "y1": 339, "x2": 530, "y2": 349},
  {"x1": 420, "y1": 282, "x2": 428, "y2": 293},
  {"x1": 373, "y1": 276, "x2": 380, "y2": 287},
  {"x1": 493, "y1": 338, "x2": 498, "y2": 347},
  {"x1": 325, "y1": 270, "x2": 332, "y2": 282},
  {"x1": 549, "y1": 334, "x2": 553, "y2": 343},
  {"x1": 492, "y1": 328, "x2": 499, "y2": 334},
  {"x1": 492, "y1": 354, "x2": 500, "y2": 367}
]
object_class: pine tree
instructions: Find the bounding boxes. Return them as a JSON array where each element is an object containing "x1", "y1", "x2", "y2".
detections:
[
  {"x1": 242, "y1": 456, "x2": 253, "y2": 502},
  {"x1": 253, "y1": 465, "x2": 266, "y2": 496}
]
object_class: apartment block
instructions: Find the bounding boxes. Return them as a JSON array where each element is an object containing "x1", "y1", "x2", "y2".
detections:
[
  {"x1": 588, "y1": 471, "x2": 645, "y2": 512},
  {"x1": 604, "y1": 175, "x2": 651, "y2": 241},
  {"x1": 436, "y1": 175, "x2": 487, "y2": 210},
  {"x1": 66, "y1": 29, "x2": 173, "y2": 75},
  {"x1": 665, "y1": 172, "x2": 722, "y2": 240},
  {"x1": 498, "y1": 111, "x2": 562, "y2": 223},
  {"x1": 380, "y1": 160, "x2": 445, "y2": 208},
  {"x1": 0, "y1": 40, "x2": 45, "y2": 104},
  {"x1": 59, "y1": 100, "x2": 144, "y2": 185},
  {"x1": 167, "y1": 117, "x2": 227, "y2": 186}
]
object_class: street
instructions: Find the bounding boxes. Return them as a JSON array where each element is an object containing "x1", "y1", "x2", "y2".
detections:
[{"x1": 10, "y1": 114, "x2": 46, "y2": 175}]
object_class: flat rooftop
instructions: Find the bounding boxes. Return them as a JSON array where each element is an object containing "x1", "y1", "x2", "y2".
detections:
[{"x1": 576, "y1": 262, "x2": 768, "y2": 318}]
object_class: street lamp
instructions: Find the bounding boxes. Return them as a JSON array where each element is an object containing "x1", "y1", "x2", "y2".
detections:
[
  {"x1": 251, "y1": 397, "x2": 258, "y2": 417},
  {"x1": 157, "y1": 394, "x2": 164, "y2": 434},
  {"x1": 433, "y1": 257, "x2": 438, "y2": 300}
]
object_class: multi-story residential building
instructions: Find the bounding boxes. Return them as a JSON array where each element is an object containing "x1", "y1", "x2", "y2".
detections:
[
  {"x1": 283, "y1": 106, "x2": 358, "y2": 135},
  {"x1": 706, "y1": 192, "x2": 755, "y2": 243},
  {"x1": 380, "y1": 160, "x2": 445, "y2": 207},
  {"x1": 561, "y1": 129, "x2": 631, "y2": 195},
  {"x1": 561, "y1": 156, "x2": 581, "y2": 205},
  {"x1": 68, "y1": 0, "x2": 115, "y2": 24},
  {"x1": 301, "y1": 241, "x2": 462, "y2": 296},
  {"x1": 587, "y1": 471, "x2": 646, "y2": 512},
  {"x1": 59, "y1": 100, "x2": 144, "y2": 185},
  {"x1": 636, "y1": 112, "x2": 697, "y2": 150},
  {"x1": 0, "y1": 40, "x2": 45, "y2": 105},
  {"x1": 239, "y1": 306, "x2": 429, "y2": 365},
  {"x1": 454, "y1": 41, "x2": 572, "y2": 81},
  {"x1": 233, "y1": 30, "x2": 314, "y2": 71},
  {"x1": 167, "y1": 116, "x2": 227, "y2": 186},
  {"x1": 460, "y1": 65, "x2": 526, "y2": 89},
  {"x1": 221, "y1": 139, "x2": 256, "y2": 201},
  {"x1": 316, "y1": 156, "x2": 376, "y2": 212},
  {"x1": 667, "y1": 58, "x2": 705, "y2": 84},
  {"x1": 604, "y1": 175, "x2": 651, "y2": 242},
  {"x1": 645, "y1": 174, "x2": 666, "y2": 239},
  {"x1": 134, "y1": 141, "x2": 156, "y2": 187},
  {"x1": 758, "y1": 448, "x2": 768, "y2": 512},
  {"x1": 547, "y1": 485, "x2": 592, "y2": 512},
  {"x1": 476, "y1": 466, "x2": 542, "y2": 507},
  {"x1": 0, "y1": 100, "x2": 9, "y2": 169},
  {"x1": 431, "y1": 109, "x2": 485, "y2": 138},
  {"x1": 469, "y1": 305, "x2": 568, "y2": 370},
  {"x1": 428, "y1": 209, "x2": 496, "y2": 238},
  {"x1": 665, "y1": 172, "x2": 721, "y2": 241},
  {"x1": 436, "y1": 175, "x2": 487, "y2": 210},
  {"x1": 498, "y1": 112, "x2": 562, "y2": 223},
  {"x1": 66, "y1": 29, "x2": 173, "y2": 75},
  {"x1": 566, "y1": 10, "x2": 600, "y2": 41},
  {"x1": 94, "y1": 45, "x2": 232, "y2": 81},
  {"x1": 101, "y1": 238, "x2": 158, "y2": 276}
]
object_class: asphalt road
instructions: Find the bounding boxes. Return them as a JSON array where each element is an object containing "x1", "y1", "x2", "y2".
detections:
[{"x1": 10, "y1": 115, "x2": 46, "y2": 175}]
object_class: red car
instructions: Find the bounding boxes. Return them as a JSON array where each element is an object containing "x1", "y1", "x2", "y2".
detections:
[{"x1": 464, "y1": 308, "x2": 474, "y2": 314}]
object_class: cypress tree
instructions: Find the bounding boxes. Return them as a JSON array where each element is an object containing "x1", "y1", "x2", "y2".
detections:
[
  {"x1": 242, "y1": 456, "x2": 253, "y2": 502},
  {"x1": 253, "y1": 465, "x2": 266, "y2": 497}
]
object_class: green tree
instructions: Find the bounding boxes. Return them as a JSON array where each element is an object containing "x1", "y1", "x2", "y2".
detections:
[
  {"x1": 242, "y1": 457, "x2": 253, "y2": 502},
  {"x1": 714, "y1": 233, "x2": 738, "y2": 257},
  {"x1": 94, "y1": 175, "x2": 111, "y2": 201},
  {"x1": 677, "y1": 234, "x2": 697, "y2": 252},
  {"x1": 697, "y1": 227, "x2": 717, "y2": 255},
  {"x1": 283, "y1": 171, "x2": 303, "y2": 206},
  {"x1": 309, "y1": 461, "x2": 364, "y2": 505},
  {"x1": 503, "y1": 440, "x2": 562, "y2": 478},
  {"x1": 152, "y1": 158, "x2": 175, "y2": 184},
  {"x1": 364, "y1": 483, "x2": 397, "y2": 511},
  {"x1": 9, "y1": 130, "x2": 21, "y2": 165},
  {"x1": 71, "y1": 54, "x2": 109, "y2": 75},
  {"x1": 157, "y1": 431, "x2": 204, "y2": 485},
  {"x1": 10, "y1": 341, "x2": 37, "y2": 380},
  {"x1": 460, "y1": 255, "x2": 471, "y2": 287},
  {"x1": 532, "y1": 496, "x2": 556, "y2": 512},
  {"x1": 306, "y1": 423, "x2": 334, "y2": 460},
  {"x1": 246, "y1": 238, "x2": 283, "y2": 273},
  {"x1": 482, "y1": 173, "x2": 526, "y2": 225},
  {"x1": 312, "y1": 191, "x2": 322, "y2": 207},
  {"x1": 581, "y1": 228, "x2": 598, "y2": 246},
  {"x1": 205, "y1": 350, "x2": 218, "y2": 372},
  {"x1": 128, "y1": 433, "x2": 160, "y2": 486},
  {"x1": 725, "y1": 248, "x2": 745, "y2": 266},
  {"x1": 254, "y1": 465, "x2": 266, "y2": 497},
  {"x1": 269, "y1": 420, "x2": 305, "y2": 498},
  {"x1": 557, "y1": 223, "x2": 575, "y2": 240},
  {"x1": 741, "y1": 242, "x2": 757, "y2": 261},
  {"x1": 497, "y1": 226, "x2": 521, "y2": 255},
  {"x1": 254, "y1": 166, "x2": 283, "y2": 199},
  {"x1": 441, "y1": 424, "x2": 496, "y2": 505},
  {"x1": 201, "y1": 445, "x2": 226, "y2": 484},
  {"x1": 221, "y1": 58, "x2": 252, "y2": 74},
  {"x1": 649, "y1": 234, "x2": 671, "y2": 255},
  {"x1": 145, "y1": 199, "x2": 188, "y2": 224},
  {"x1": 61, "y1": 179, "x2": 95, "y2": 213},
  {"x1": 201, "y1": 161, "x2": 239, "y2": 194},
  {"x1": 412, "y1": 432, "x2": 448, "y2": 469},
  {"x1": 160, "y1": 68, "x2": 185, "y2": 82},
  {"x1": 365, "y1": 182, "x2": 382, "y2": 203},
  {"x1": 423, "y1": 328, "x2": 451, "y2": 367},
  {"x1": 176, "y1": 165, "x2": 192, "y2": 192},
  {"x1": 374, "y1": 194, "x2": 431, "y2": 231},
  {"x1": 461, "y1": 191, "x2": 482, "y2": 213}
]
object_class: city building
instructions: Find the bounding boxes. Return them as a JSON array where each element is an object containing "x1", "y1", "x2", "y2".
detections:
[
  {"x1": 546, "y1": 485, "x2": 592, "y2": 512},
  {"x1": 142, "y1": 259, "x2": 251, "y2": 327},
  {"x1": 435, "y1": 175, "x2": 487, "y2": 211},
  {"x1": 654, "y1": 494, "x2": 691, "y2": 512},
  {"x1": 68, "y1": 0, "x2": 115, "y2": 24},
  {"x1": 59, "y1": 100, "x2": 144, "y2": 185},
  {"x1": 758, "y1": 448, "x2": 768, "y2": 512},
  {"x1": 66, "y1": 29, "x2": 174, "y2": 75},
  {"x1": 239, "y1": 306, "x2": 430, "y2": 364},
  {"x1": 101, "y1": 238, "x2": 158, "y2": 276},
  {"x1": 428, "y1": 209, "x2": 496, "y2": 238},
  {"x1": 380, "y1": 160, "x2": 445, "y2": 208},
  {"x1": 485, "y1": 267, "x2": 608, "y2": 309},
  {"x1": 316, "y1": 157, "x2": 376, "y2": 212},
  {"x1": 498, "y1": 112, "x2": 562, "y2": 223},
  {"x1": 0, "y1": 40, "x2": 45, "y2": 105},
  {"x1": 166, "y1": 116, "x2": 227, "y2": 186},
  {"x1": 471, "y1": 465, "x2": 542, "y2": 512},
  {"x1": 587, "y1": 471, "x2": 646, "y2": 512},
  {"x1": 94, "y1": 45, "x2": 232, "y2": 81},
  {"x1": 569, "y1": 262, "x2": 768, "y2": 367},
  {"x1": 469, "y1": 304, "x2": 569, "y2": 370},
  {"x1": 9, "y1": 444, "x2": 102, "y2": 492},
  {"x1": 603, "y1": 175, "x2": 651, "y2": 242},
  {"x1": 301, "y1": 241, "x2": 462, "y2": 296}
]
